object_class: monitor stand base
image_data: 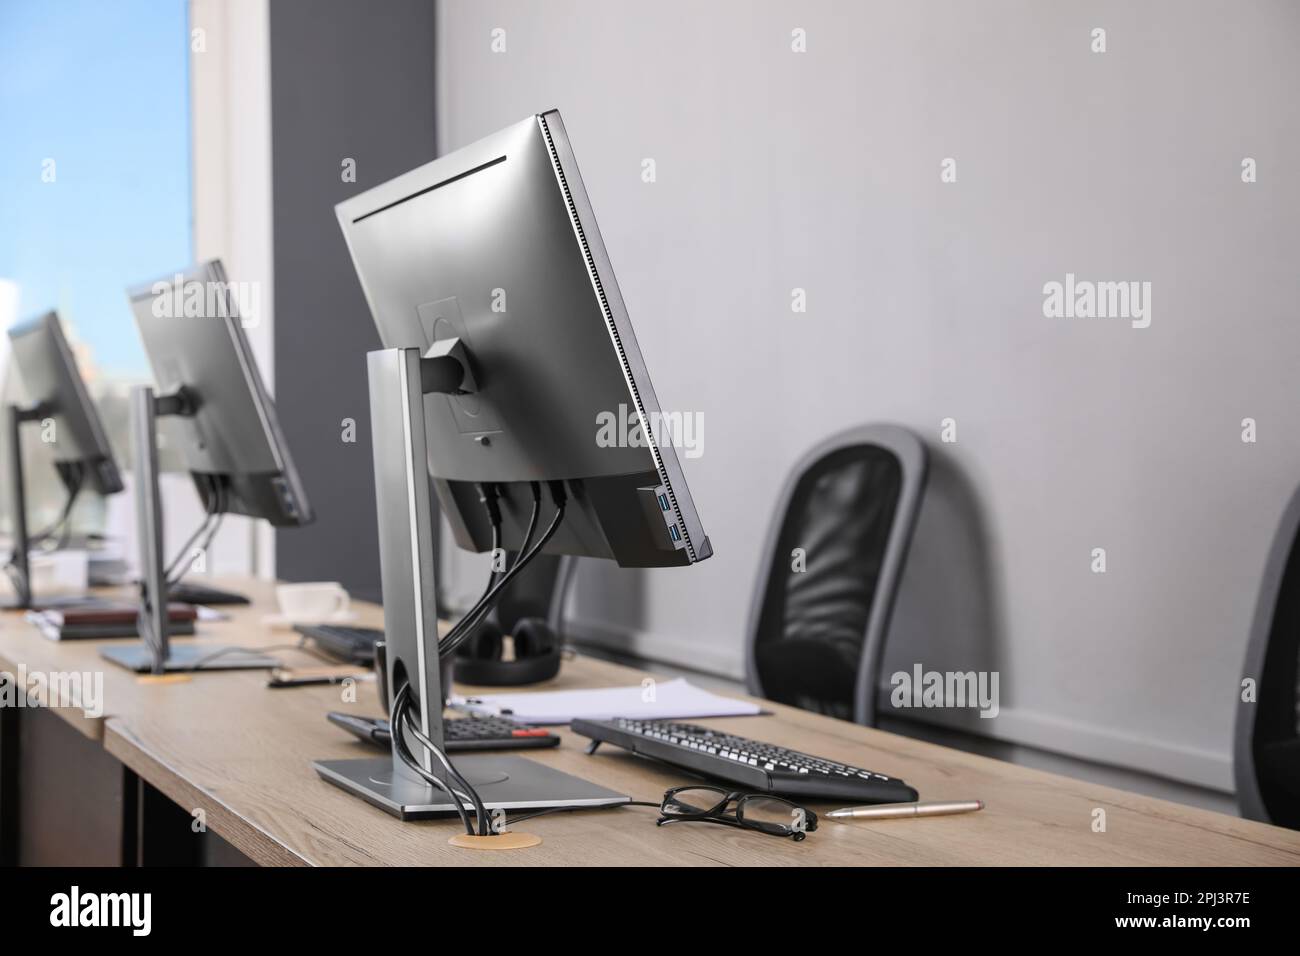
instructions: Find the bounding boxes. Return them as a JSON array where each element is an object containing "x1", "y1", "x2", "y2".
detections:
[
  {"x1": 100, "y1": 643, "x2": 279, "y2": 673},
  {"x1": 314, "y1": 754, "x2": 630, "y2": 821},
  {"x1": 28, "y1": 594, "x2": 102, "y2": 610},
  {"x1": 3, "y1": 593, "x2": 102, "y2": 612}
]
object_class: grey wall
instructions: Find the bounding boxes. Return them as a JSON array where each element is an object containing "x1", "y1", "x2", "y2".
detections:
[
  {"x1": 436, "y1": 0, "x2": 1300, "y2": 790},
  {"x1": 271, "y1": 0, "x2": 438, "y2": 601}
]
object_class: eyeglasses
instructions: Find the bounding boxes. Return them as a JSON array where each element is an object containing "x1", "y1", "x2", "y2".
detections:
[{"x1": 656, "y1": 786, "x2": 818, "y2": 841}]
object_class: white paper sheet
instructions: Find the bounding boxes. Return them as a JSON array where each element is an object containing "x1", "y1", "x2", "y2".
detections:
[{"x1": 449, "y1": 677, "x2": 762, "y2": 725}]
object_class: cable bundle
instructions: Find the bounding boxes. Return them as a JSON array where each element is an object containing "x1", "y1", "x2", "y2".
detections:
[{"x1": 395, "y1": 480, "x2": 568, "y2": 836}]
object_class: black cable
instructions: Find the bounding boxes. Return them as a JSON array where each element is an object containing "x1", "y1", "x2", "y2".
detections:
[
  {"x1": 186, "y1": 630, "x2": 345, "y2": 671},
  {"x1": 507, "y1": 481, "x2": 542, "y2": 573},
  {"x1": 186, "y1": 639, "x2": 336, "y2": 671},
  {"x1": 162, "y1": 514, "x2": 212, "y2": 582},
  {"x1": 440, "y1": 492, "x2": 566, "y2": 660},
  {"x1": 5, "y1": 467, "x2": 84, "y2": 571},
  {"x1": 401, "y1": 702, "x2": 490, "y2": 835},
  {"x1": 398, "y1": 688, "x2": 489, "y2": 833},
  {"x1": 421, "y1": 482, "x2": 506, "y2": 672},
  {"x1": 180, "y1": 488, "x2": 226, "y2": 585},
  {"x1": 489, "y1": 523, "x2": 501, "y2": 585},
  {"x1": 439, "y1": 483, "x2": 546, "y2": 651},
  {"x1": 439, "y1": 508, "x2": 561, "y2": 659},
  {"x1": 393, "y1": 702, "x2": 474, "y2": 836},
  {"x1": 503, "y1": 801, "x2": 661, "y2": 827},
  {"x1": 437, "y1": 481, "x2": 513, "y2": 638},
  {"x1": 36, "y1": 464, "x2": 86, "y2": 550},
  {"x1": 3, "y1": 471, "x2": 84, "y2": 600},
  {"x1": 163, "y1": 475, "x2": 219, "y2": 583},
  {"x1": 393, "y1": 688, "x2": 474, "y2": 834},
  {"x1": 482, "y1": 482, "x2": 504, "y2": 587},
  {"x1": 476, "y1": 482, "x2": 540, "y2": 611},
  {"x1": 137, "y1": 481, "x2": 220, "y2": 658},
  {"x1": 477, "y1": 482, "x2": 503, "y2": 571},
  {"x1": 167, "y1": 478, "x2": 228, "y2": 587},
  {"x1": 385, "y1": 483, "x2": 525, "y2": 838},
  {"x1": 51, "y1": 469, "x2": 85, "y2": 552},
  {"x1": 191, "y1": 480, "x2": 227, "y2": 569},
  {"x1": 39, "y1": 467, "x2": 84, "y2": 540},
  {"x1": 439, "y1": 483, "x2": 542, "y2": 654},
  {"x1": 392, "y1": 686, "x2": 479, "y2": 836},
  {"x1": 394, "y1": 729, "x2": 475, "y2": 835},
  {"x1": 163, "y1": 513, "x2": 214, "y2": 584}
]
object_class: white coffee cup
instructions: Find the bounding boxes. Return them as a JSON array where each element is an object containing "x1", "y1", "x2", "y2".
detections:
[
  {"x1": 29, "y1": 549, "x2": 90, "y2": 596},
  {"x1": 275, "y1": 581, "x2": 350, "y2": 622}
]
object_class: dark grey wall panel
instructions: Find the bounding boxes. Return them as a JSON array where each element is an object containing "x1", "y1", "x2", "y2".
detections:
[
  {"x1": 270, "y1": 0, "x2": 438, "y2": 601},
  {"x1": 18, "y1": 706, "x2": 129, "y2": 866}
]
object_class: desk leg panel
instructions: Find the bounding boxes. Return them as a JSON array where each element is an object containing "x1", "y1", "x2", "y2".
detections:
[
  {"x1": 104, "y1": 721, "x2": 310, "y2": 867},
  {"x1": 0, "y1": 681, "x2": 17, "y2": 865},
  {"x1": 15, "y1": 705, "x2": 130, "y2": 865}
]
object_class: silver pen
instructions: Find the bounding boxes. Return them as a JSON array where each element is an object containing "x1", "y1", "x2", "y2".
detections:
[{"x1": 827, "y1": 800, "x2": 984, "y2": 820}]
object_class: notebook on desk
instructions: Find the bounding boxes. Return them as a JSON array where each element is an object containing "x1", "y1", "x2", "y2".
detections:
[
  {"x1": 26, "y1": 603, "x2": 197, "y2": 641},
  {"x1": 449, "y1": 677, "x2": 763, "y2": 725}
]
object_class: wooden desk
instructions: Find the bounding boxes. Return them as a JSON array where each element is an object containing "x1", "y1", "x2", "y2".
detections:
[{"x1": 4, "y1": 578, "x2": 1300, "y2": 866}]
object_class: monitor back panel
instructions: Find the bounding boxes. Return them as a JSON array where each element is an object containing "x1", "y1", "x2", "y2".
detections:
[{"x1": 337, "y1": 112, "x2": 710, "y2": 567}]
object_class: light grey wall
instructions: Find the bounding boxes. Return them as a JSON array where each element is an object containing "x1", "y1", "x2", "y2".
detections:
[{"x1": 436, "y1": 0, "x2": 1300, "y2": 791}]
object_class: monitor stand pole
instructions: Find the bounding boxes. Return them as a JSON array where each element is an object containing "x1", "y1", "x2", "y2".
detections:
[
  {"x1": 135, "y1": 385, "x2": 175, "y2": 672},
  {"x1": 3, "y1": 401, "x2": 50, "y2": 609},
  {"x1": 314, "y1": 345, "x2": 628, "y2": 822},
  {"x1": 99, "y1": 386, "x2": 276, "y2": 675}
]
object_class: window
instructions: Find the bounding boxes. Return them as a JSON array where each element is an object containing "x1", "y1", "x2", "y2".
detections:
[{"x1": 0, "y1": 0, "x2": 192, "y2": 530}]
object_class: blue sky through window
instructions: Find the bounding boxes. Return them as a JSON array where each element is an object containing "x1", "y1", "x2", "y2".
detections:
[{"x1": 0, "y1": 0, "x2": 192, "y2": 381}]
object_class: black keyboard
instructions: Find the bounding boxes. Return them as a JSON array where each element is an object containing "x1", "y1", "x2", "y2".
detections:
[
  {"x1": 295, "y1": 624, "x2": 383, "y2": 666},
  {"x1": 572, "y1": 718, "x2": 918, "y2": 803},
  {"x1": 167, "y1": 581, "x2": 251, "y2": 606},
  {"x1": 327, "y1": 712, "x2": 560, "y2": 752}
]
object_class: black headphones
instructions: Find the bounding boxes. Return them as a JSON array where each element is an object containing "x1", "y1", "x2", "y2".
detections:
[{"x1": 452, "y1": 614, "x2": 562, "y2": 686}]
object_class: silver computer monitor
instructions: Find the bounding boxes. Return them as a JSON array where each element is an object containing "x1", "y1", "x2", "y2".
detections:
[
  {"x1": 7, "y1": 311, "x2": 123, "y2": 497},
  {"x1": 4, "y1": 311, "x2": 125, "y2": 607},
  {"x1": 102, "y1": 260, "x2": 314, "y2": 673},
  {"x1": 126, "y1": 260, "x2": 312, "y2": 527},
  {"x1": 335, "y1": 109, "x2": 709, "y2": 569},
  {"x1": 318, "y1": 110, "x2": 711, "y2": 818}
]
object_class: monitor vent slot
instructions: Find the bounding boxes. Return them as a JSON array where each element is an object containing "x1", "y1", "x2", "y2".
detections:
[{"x1": 537, "y1": 114, "x2": 696, "y2": 563}]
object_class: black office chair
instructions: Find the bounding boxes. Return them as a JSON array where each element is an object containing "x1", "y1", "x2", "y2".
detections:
[
  {"x1": 1235, "y1": 483, "x2": 1300, "y2": 830},
  {"x1": 744, "y1": 425, "x2": 927, "y2": 725}
]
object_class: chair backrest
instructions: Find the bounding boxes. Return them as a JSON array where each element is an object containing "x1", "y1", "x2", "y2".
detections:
[
  {"x1": 745, "y1": 425, "x2": 927, "y2": 725},
  {"x1": 1235, "y1": 484, "x2": 1300, "y2": 829}
]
